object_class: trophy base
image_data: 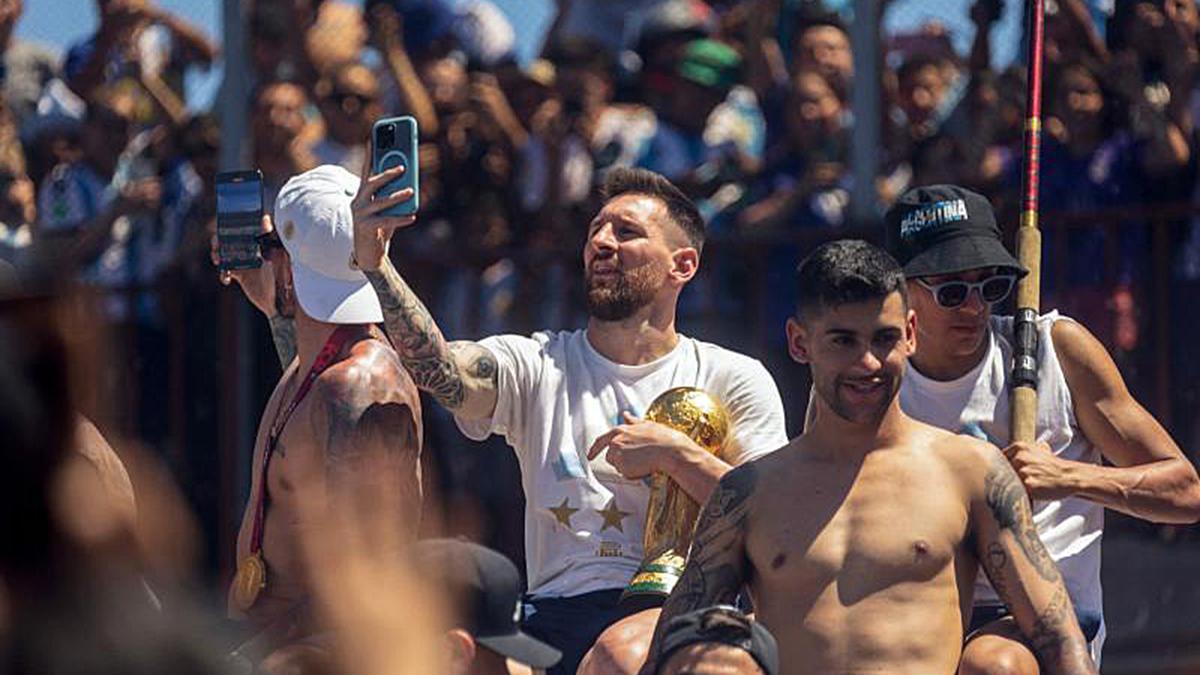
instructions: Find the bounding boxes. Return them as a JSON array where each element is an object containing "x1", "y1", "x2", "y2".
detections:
[{"x1": 619, "y1": 552, "x2": 685, "y2": 609}]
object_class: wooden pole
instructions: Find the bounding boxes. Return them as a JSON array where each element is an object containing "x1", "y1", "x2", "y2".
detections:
[{"x1": 1011, "y1": 0, "x2": 1046, "y2": 444}]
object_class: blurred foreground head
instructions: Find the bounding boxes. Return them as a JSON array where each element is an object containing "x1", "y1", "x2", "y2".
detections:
[
  {"x1": 0, "y1": 273, "x2": 73, "y2": 584},
  {"x1": 412, "y1": 539, "x2": 560, "y2": 675},
  {"x1": 0, "y1": 272, "x2": 228, "y2": 673}
]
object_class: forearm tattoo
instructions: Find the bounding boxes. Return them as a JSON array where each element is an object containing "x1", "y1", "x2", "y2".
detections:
[
  {"x1": 362, "y1": 261, "x2": 495, "y2": 410},
  {"x1": 984, "y1": 454, "x2": 1060, "y2": 582},
  {"x1": 644, "y1": 463, "x2": 758, "y2": 671},
  {"x1": 981, "y1": 454, "x2": 1096, "y2": 675},
  {"x1": 268, "y1": 314, "x2": 297, "y2": 368}
]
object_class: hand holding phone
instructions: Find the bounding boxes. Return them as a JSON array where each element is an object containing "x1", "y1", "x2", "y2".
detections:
[
  {"x1": 351, "y1": 118, "x2": 421, "y2": 271},
  {"x1": 213, "y1": 212, "x2": 280, "y2": 317},
  {"x1": 348, "y1": 118, "x2": 422, "y2": 270},
  {"x1": 216, "y1": 169, "x2": 265, "y2": 270}
]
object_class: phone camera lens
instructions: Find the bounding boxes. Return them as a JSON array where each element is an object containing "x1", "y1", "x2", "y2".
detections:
[{"x1": 377, "y1": 123, "x2": 396, "y2": 149}]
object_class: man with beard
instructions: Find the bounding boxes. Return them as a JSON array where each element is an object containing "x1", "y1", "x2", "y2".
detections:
[
  {"x1": 352, "y1": 165, "x2": 788, "y2": 675},
  {"x1": 642, "y1": 240, "x2": 1098, "y2": 675},
  {"x1": 222, "y1": 165, "x2": 423, "y2": 666}
]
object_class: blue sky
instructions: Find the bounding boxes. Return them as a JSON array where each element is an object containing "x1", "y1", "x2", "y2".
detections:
[{"x1": 16, "y1": 0, "x2": 1019, "y2": 109}]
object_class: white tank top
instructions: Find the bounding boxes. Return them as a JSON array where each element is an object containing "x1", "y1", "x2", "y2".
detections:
[{"x1": 900, "y1": 311, "x2": 1105, "y2": 628}]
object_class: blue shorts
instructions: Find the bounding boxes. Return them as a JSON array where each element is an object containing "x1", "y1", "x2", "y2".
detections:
[
  {"x1": 968, "y1": 604, "x2": 1103, "y2": 644},
  {"x1": 521, "y1": 589, "x2": 653, "y2": 675}
]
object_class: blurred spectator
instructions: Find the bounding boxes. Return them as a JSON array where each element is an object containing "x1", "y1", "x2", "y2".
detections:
[
  {"x1": 789, "y1": 11, "x2": 852, "y2": 97},
  {"x1": 34, "y1": 91, "x2": 161, "y2": 303},
  {"x1": 64, "y1": 0, "x2": 217, "y2": 123},
  {"x1": 894, "y1": 54, "x2": 953, "y2": 144},
  {"x1": 1, "y1": 0, "x2": 62, "y2": 130},
  {"x1": 250, "y1": 80, "x2": 318, "y2": 207},
  {"x1": 455, "y1": 0, "x2": 516, "y2": 69},
  {"x1": 0, "y1": 168, "x2": 35, "y2": 267},
  {"x1": 552, "y1": 0, "x2": 680, "y2": 56},
  {"x1": 1039, "y1": 55, "x2": 1189, "y2": 351},
  {"x1": 739, "y1": 67, "x2": 847, "y2": 236},
  {"x1": 363, "y1": 0, "x2": 440, "y2": 136},
  {"x1": 313, "y1": 62, "x2": 381, "y2": 173},
  {"x1": 634, "y1": 38, "x2": 763, "y2": 224},
  {"x1": 250, "y1": 0, "x2": 325, "y2": 86},
  {"x1": 305, "y1": 1, "x2": 367, "y2": 78},
  {"x1": 0, "y1": 286, "x2": 233, "y2": 675}
]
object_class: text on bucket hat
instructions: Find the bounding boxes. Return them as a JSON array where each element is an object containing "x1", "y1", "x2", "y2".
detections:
[{"x1": 883, "y1": 184, "x2": 1027, "y2": 279}]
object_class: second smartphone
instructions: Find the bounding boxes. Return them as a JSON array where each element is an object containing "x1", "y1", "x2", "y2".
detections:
[{"x1": 371, "y1": 116, "x2": 419, "y2": 217}]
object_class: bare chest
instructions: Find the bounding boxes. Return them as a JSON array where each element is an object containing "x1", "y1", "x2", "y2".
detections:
[
  {"x1": 237, "y1": 381, "x2": 323, "y2": 556},
  {"x1": 748, "y1": 459, "x2": 968, "y2": 599}
]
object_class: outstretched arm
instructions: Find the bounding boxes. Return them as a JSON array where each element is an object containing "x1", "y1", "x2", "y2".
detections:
[
  {"x1": 641, "y1": 463, "x2": 758, "y2": 674},
  {"x1": 360, "y1": 260, "x2": 499, "y2": 417},
  {"x1": 973, "y1": 448, "x2": 1097, "y2": 675},
  {"x1": 351, "y1": 158, "x2": 498, "y2": 420}
]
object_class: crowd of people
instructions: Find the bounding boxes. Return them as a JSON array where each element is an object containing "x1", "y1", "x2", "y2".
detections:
[
  {"x1": 3, "y1": 0, "x2": 1200, "y2": 672},
  {"x1": 3, "y1": 0, "x2": 1200, "y2": 450}
]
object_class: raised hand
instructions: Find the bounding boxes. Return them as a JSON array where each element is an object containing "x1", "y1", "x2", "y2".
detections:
[
  {"x1": 351, "y1": 146, "x2": 417, "y2": 272},
  {"x1": 213, "y1": 214, "x2": 277, "y2": 316}
]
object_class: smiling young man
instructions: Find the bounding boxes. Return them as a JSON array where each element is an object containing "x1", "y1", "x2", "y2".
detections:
[
  {"x1": 642, "y1": 239, "x2": 1097, "y2": 675},
  {"x1": 884, "y1": 185, "x2": 1200, "y2": 674},
  {"x1": 351, "y1": 165, "x2": 788, "y2": 674}
]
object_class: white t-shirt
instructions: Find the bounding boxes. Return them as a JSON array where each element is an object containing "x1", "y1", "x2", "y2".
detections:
[
  {"x1": 456, "y1": 329, "x2": 788, "y2": 599},
  {"x1": 900, "y1": 312, "x2": 1106, "y2": 659}
]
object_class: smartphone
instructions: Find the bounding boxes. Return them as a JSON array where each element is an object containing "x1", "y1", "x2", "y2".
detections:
[
  {"x1": 216, "y1": 169, "x2": 265, "y2": 270},
  {"x1": 371, "y1": 116, "x2": 419, "y2": 217}
]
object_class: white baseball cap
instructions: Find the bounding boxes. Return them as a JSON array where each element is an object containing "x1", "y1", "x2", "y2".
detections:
[{"x1": 274, "y1": 165, "x2": 383, "y2": 325}]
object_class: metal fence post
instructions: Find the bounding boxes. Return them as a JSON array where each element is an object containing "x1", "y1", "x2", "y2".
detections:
[
  {"x1": 217, "y1": 0, "x2": 253, "y2": 584},
  {"x1": 850, "y1": 0, "x2": 881, "y2": 226}
]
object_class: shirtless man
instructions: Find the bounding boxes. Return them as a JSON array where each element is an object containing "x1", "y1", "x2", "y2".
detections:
[
  {"x1": 643, "y1": 240, "x2": 1097, "y2": 675},
  {"x1": 352, "y1": 163, "x2": 787, "y2": 674},
  {"x1": 222, "y1": 165, "x2": 422, "y2": 661},
  {"x1": 882, "y1": 185, "x2": 1200, "y2": 673}
]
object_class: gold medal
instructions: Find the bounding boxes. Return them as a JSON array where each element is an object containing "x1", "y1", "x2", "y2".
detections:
[{"x1": 232, "y1": 552, "x2": 267, "y2": 612}]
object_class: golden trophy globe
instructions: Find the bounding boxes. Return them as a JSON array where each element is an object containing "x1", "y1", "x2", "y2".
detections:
[{"x1": 622, "y1": 386, "x2": 730, "y2": 606}]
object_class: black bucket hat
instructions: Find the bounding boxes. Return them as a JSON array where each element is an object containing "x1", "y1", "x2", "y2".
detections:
[{"x1": 884, "y1": 184, "x2": 1027, "y2": 279}]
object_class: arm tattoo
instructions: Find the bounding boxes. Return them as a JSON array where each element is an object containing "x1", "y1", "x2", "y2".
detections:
[
  {"x1": 643, "y1": 463, "x2": 758, "y2": 672},
  {"x1": 362, "y1": 260, "x2": 481, "y2": 410},
  {"x1": 1029, "y1": 586, "x2": 1096, "y2": 674},
  {"x1": 984, "y1": 453, "x2": 1060, "y2": 582},
  {"x1": 268, "y1": 314, "x2": 297, "y2": 368},
  {"x1": 981, "y1": 453, "x2": 1097, "y2": 675},
  {"x1": 1028, "y1": 586, "x2": 1070, "y2": 656}
]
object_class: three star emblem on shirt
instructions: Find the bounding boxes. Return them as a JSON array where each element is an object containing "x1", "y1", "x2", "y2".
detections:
[{"x1": 546, "y1": 497, "x2": 633, "y2": 532}]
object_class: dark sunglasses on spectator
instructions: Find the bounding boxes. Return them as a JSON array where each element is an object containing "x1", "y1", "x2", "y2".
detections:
[{"x1": 915, "y1": 274, "x2": 1016, "y2": 309}]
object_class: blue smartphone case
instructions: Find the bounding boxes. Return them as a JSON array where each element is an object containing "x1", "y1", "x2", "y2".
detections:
[{"x1": 371, "y1": 116, "x2": 419, "y2": 217}]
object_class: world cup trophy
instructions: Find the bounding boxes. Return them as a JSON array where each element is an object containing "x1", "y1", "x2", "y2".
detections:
[{"x1": 622, "y1": 386, "x2": 730, "y2": 606}]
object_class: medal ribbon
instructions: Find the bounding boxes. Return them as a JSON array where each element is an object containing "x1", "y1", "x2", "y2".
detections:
[{"x1": 249, "y1": 325, "x2": 360, "y2": 555}]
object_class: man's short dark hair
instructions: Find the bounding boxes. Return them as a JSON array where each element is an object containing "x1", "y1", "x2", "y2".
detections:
[
  {"x1": 795, "y1": 10, "x2": 850, "y2": 41},
  {"x1": 795, "y1": 239, "x2": 908, "y2": 319},
  {"x1": 600, "y1": 167, "x2": 706, "y2": 251}
]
